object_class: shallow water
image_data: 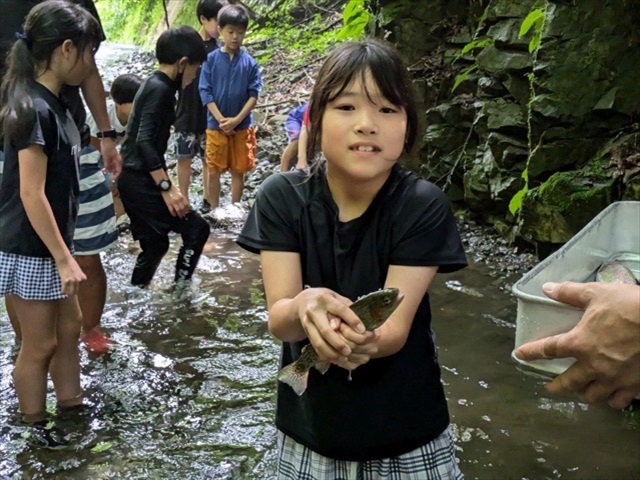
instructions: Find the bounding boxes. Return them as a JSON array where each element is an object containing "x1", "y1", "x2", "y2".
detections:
[
  {"x1": 1, "y1": 42, "x2": 639, "y2": 479},
  {"x1": 1, "y1": 224, "x2": 639, "y2": 479}
]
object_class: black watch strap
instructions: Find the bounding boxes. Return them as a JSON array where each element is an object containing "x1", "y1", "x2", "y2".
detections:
[
  {"x1": 96, "y1": 129, "x2": 117, "y2": 139},
  {"x1": 157, "y1": 178, "x2": 172, "y2": 192}
]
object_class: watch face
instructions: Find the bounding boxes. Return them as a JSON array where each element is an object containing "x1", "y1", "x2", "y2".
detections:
[{"x1": 158, "y1": 179, "x2": 171, "y2": 191}]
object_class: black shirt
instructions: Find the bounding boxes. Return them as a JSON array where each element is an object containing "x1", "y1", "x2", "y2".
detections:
[
  {"x1": 120, "y1": 71, "x2": 178, "y2": 172},
  {"x1": 0, "y1": 81, "x2": 81, "y2": 257},
  {"x1": 237, "y1": 164, "x2": 467, "y2": 460},
  {"x1": 0, "y1": 0, "x2": 104, "y2": 149},
  {"x1": 173, "y1": 38, "x2": 217, "y2": 134}
]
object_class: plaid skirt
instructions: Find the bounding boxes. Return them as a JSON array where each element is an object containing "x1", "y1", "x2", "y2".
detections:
[
  {"x1": 0, "y1": 251, "x2": 65, "y2": 300},
  {"x1": 276, "y1": 428, "x2": 464, "y2": 480}
]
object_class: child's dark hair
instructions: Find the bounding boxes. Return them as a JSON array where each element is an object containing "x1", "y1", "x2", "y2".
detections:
[
  {"x1": 197, "y1": 0, "x2": 229, "y2": 22},
  {"x1": 110, "y1": 74, "x2": 143, "y2": 105},
  {"x1": 156, "y1": 26, "x2": 207, "y2": 65},
  {"x1": 0, "y1": 0, "x2": 102, "y2": 140},
  {"x1": 307, "y1": 39, "x2": 418, "y2": 162},
  {"x1": 217, "y1": 4, "x2": 249, "y2": 30}
]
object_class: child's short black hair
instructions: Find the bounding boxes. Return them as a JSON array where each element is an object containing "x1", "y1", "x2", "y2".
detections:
[
  {"x1": 110, "y1": 74, "x2": 143, "y2": 105},
  {"x1": 197, "y1": 0, "x2": 228, "y2": 21},
  {"x1": 156, "y1": 26, "x2": 207, "y2": 65},
  {"x1": 217, "y1": 4, "x2": 249, "y2": 30}
]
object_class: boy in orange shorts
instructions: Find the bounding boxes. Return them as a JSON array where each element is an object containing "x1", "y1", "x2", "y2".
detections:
[{"x1": 199, "y1": 4, "x2": 262, "y2": 209}]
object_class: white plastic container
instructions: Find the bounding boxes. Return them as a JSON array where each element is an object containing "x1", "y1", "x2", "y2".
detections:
[{"x1": 511, "y1": 201, "x2": 640, "y2": 378}]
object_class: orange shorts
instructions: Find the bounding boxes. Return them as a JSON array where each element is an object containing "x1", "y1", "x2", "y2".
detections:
[{"x1": 205, "y1": 127, "x2": 256, "y2": 174}]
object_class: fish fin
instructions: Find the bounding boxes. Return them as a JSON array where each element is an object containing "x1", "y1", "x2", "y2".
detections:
[
  {"x1": 314, "y1": 361, "x2": 330, "y2": 375},
  {"x1": 277, "y1": 363, "x2": 309, "y2": 396}
]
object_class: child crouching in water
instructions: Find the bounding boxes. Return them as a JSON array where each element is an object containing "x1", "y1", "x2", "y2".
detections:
[
  {"x1": 237, "y1": 39, "x2": 467, "y2": 478},
  {"x1": 0, "y1": 0, "x2": 102, "y2": 448},
  {"x1": 118, "y1": 26, "x2": 211, "y2": 288}
]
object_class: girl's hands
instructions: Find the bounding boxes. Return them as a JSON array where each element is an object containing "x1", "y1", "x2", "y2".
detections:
[
  {"x1": 162, "y1": 186, "x2": 190, "y2": 218},
  {"x1": 56, "y1": 256, "x2": 87, "y2": 296},
  {"x1": 297, "y1": 288, "x2": 366, "y2": 365},
  {"x1": 336, "y1": 324, "x2": 380, "y2": 371}
]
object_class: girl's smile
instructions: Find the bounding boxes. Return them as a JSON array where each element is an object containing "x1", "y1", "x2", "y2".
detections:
[{"x1": 321, "y1": 69, "x2": 407, "y2": 182}]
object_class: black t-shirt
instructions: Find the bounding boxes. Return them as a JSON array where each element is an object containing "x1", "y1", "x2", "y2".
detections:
[
  {"x1": 237, "y1": 164, "x2": 467, "y2": 461},
  {"x1": 173, "y1": 38, "x2": 217, "y2": 134},
  {"x1": 0, "y1": 0, "x2": 104, "y2": 149},
  {"x1": 120, "y1": 71, "x2": 178, "y2": 172},
  {"x1": 0, "y1": 82, "x2": 81, "y2": 257}
]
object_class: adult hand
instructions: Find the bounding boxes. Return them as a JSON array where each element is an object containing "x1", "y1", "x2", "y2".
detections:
[
  {"x1": 514, "y1": 281, "x2": 640, "y2": 409},
  {"x1": 56, "y1": 256, "x2": 87, "y2": 296},
  {"x1": 297, "y1": 288, "x2": 366, "y2": 365},
  {"x1": 100, "y1": 138, "x2": 122, "y2": 178},
  {"x1": 161, "y1": 186, "x2": 190, "y2": 218}
]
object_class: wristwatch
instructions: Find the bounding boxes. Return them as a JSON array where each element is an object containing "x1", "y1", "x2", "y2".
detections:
[
  {"x1": 157, "y1": 178, "x2": 172, "y2": 192},
  {"x1": 96, "y1": 129, "x2": 117, "y2": 139}
]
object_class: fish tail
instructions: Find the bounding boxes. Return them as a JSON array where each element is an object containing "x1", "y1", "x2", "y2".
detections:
[
  {"x1": 277, "y1": 363, "x2": 309, "y2": 396},
  {"x1": 314, "y1": 361, "x2": 330, "y2": 374}
]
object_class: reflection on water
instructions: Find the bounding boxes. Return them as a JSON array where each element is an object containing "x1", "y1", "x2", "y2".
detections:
[{"x1": 1, "y1": 226, "x2": 639, "y2": 479}]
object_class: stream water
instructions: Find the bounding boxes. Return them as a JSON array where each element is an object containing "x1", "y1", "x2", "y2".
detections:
[{"x1": 0, "y1": 43, "x2": 638, "y2": 479}]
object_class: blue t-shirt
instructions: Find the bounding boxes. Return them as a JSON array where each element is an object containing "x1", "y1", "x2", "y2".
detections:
[{"x1": 198, "y1": 48, "x2": 262, "y2": 131}]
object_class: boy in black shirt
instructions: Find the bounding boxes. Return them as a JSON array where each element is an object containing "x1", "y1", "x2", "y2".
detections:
[
  {"x1": 173, "y1": 0, "x2": 228, "y2": 213},
  {"x1": 118, "y1": 26, "x2": 210, "y2": 288}
]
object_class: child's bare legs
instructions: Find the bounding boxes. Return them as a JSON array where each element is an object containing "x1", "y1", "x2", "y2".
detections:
[
  {"x1": 230, "y1": 171, "x2": 245, "y2": 204},
  {"x1": 11, "y1": 295, "x2": 80, "y2": 422},
  {"x1": 207, "y1": 168, "x2": 222, "y2": 209},
  {"x1": 177, "y1": 157, "x2": 192, "y2": 201},
  {"x1": 49, "y1": 296, "x2": 82, "y2": 407},
  {"x1": 201, "y1": 160, "x2": 210, "y2": 205},
  {"x1": 75, "y1": 254, "x2": 106, "y2": 333},
  {"x1": 4, "y1": 295, "x2": 21, "y2": 341}
]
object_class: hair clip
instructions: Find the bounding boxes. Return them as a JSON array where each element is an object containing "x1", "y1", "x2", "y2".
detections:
[{"x1": 15, "y1": 31, "x2": 32, "y2": 49}]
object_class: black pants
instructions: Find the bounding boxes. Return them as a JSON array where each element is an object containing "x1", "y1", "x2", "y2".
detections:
[
  {"x1": 117, "y1": 169, "x2": 211, "y2": 287},
  {"x1": 131, "y1": 211, "x2": 210, "y2": 286}
]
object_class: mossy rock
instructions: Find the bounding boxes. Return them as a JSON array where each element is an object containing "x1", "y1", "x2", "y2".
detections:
[{"x1": 518, "y1": 171, "x2": 613, "y2": 243}]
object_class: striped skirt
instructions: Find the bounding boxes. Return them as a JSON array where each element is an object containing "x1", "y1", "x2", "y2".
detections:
[{"x1": 73, "y1": 147, "x2": 118, "y2": 255}]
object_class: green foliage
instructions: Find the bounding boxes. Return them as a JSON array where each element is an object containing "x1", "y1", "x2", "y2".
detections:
[
  {"x1": 508, "y1": 169, "x2": 529, "y2": 215},
  {"x1": 518, "y1": 7, "x2": 545, "y2": 53},
  {"x1": 450, "y1": 4, "x2": 492, "y2": 93},
  {"x1": 508, "y1": 4, "x2": 548, "y2": 215},
  {"x1": 96, "y1": 0, "x2": 166, "y2": 46},
  {"x1": 337, "y1": 0, "x2": 372, "y2": 40}
]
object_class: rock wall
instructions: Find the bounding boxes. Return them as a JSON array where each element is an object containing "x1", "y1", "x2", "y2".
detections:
[{"x1": 378, "y1": 0, "x2": 640, "y2": 249}]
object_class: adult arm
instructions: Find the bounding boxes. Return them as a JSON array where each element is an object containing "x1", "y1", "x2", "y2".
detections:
[
  {"x1": 19, "y1": 145, "x2": 86, "y2": 295},
  {"x1": 514, "y1": 281, "x2": 640, "y2": 409},
  {"x1": 81, "y1": 66, "x2": 121, "y2": 177}
]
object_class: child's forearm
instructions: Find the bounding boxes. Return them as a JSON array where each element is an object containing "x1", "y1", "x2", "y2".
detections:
[
  {"x1": 21, "y1": 190, "x2": 73, "y2": 264},
  {"x1": 268, "y1": 295, "x2": 308, "y2": 342},
  {"x1": 234, "y1": 97, "x2": 257, "y2": 123},
  {"x1": 206, "y1": 102, "x2": 224, "y2": 123}
]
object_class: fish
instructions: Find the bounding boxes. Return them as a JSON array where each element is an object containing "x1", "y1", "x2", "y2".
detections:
[
  {"x1": 277, "y1": 288, "x2": 405, "y2": 396},
  {"x1": 596, "y1": 260, "x2": 639, "y2": 285}
]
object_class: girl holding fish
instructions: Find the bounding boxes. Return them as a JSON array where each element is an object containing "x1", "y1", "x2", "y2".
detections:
[{"x1": 238, "y1": 39, "x2": 467, "y2": 478}]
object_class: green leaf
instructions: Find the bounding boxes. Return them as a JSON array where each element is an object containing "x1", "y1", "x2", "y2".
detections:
[
  {"x1": 91, "y1": 442, "x2": 114, "y2": 453},
  {"x1": 451, "y1": 64, "x2": 478, "y2": 93},
  {"x1": 460, "y1": 37, "x2": 492, "y2": 56},
  {"x1": 508, "y1": 169, "x2": 529, "y2": 215},
  {"x1": 519, "y1": 8, "x2": 545, "y2": 37}
]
